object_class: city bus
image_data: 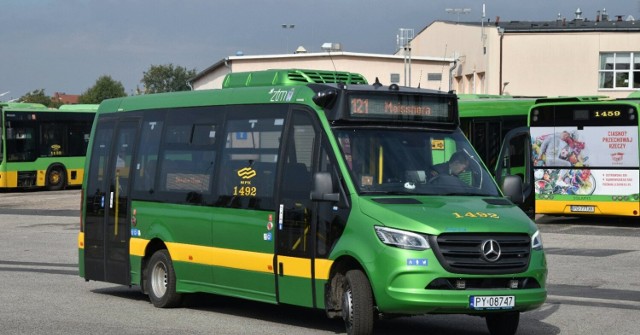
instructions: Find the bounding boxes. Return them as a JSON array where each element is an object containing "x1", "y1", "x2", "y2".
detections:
[
  {"x1": 78, "y1": 69, "x2": 546, "y2": 335},
  {"x1": 0, "y1": 102, "x2": 98, "y2": 190},
  {"x1": 458, "y1": 95, "x2": 537, "y2": 213},
  {"x1": 526, "y1": 96, "x2": 640, "y2": 216}
]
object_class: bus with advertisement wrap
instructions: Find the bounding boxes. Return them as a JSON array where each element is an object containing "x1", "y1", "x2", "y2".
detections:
[
  {"x1": 0, "y1": 102, "x2": 97, "y2": 190},
  {"x1": 525, "y1": 96, "x2": 640, "y2": 216},
  {"x1": 78, "y1": 69, "x2": 546, "y2": 335}
]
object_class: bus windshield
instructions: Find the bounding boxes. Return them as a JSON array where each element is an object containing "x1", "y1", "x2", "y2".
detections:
[{"x1": 334, "y1": 127, "x2": 501, "y2": 197}]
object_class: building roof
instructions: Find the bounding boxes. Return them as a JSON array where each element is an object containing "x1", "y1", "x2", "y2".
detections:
[
  {"x1": 52, "y1": 92, "x2": 79, "y2": 104},
  {"x1": 189, "y1": 51, "x2": 453, "y2": 85},
  {"x1": 434, "y1": 17, "x2": 639, "y2": 33},
  {"x1": 497, "y1": 19, "x2": 639, "y2": 33}
]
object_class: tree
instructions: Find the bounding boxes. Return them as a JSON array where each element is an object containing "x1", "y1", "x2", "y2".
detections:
[
  {"x1": 19, "y1": 89, "x2": 53, "y2": 107},
  {"x1": 140, "y1": 64, "x2": 196, "y2": 94},
  {"x1": 78, "y1": 75, "x2": 127, "y2": 104}
]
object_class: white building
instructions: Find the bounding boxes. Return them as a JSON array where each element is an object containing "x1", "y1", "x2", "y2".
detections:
[
  {"x1": 189, "y1": 51, "x2": 453, "y2": 92},
  {"x1": 412, "y1": 11, "x2": 640, "y2": 98}
]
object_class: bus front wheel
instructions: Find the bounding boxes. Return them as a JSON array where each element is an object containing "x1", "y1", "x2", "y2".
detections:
[
  {"x1": 147, "y1": 250, "x2": 183, "y2": 308},
  {"x1": 486, "y1": 311, "x2": 520, "y2": 335},
  {"x1": 341, "y1": 270, "x2": 374, "y2": 335},
  {"x1": 46, "y1": 165, "x2": 66, "y2": 191}
]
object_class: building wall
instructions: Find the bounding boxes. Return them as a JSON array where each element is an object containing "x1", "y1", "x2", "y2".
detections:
[
  {"x1": 412, "y1": 21, "x2": 640, "y2": 98},
  {"x1": 191, "y1": 53, "x2": 453, "y2": 92},
  {"x1": 411, "y1": 22, "x2": 498, "y2": 95},
  {"x1": 191, "y1": 65, "x2": 230, "y2": 90},
  {"x1": 502, "y1": 32, "x2": 640, "y2": 98}
]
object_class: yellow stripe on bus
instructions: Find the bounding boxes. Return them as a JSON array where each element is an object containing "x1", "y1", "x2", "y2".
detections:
[
  {"x1": 129, "y1": 236, "x2": 147, "y2": 256},
  {"x1": 37, "y1": 170, "x2": 45, "y2": 187},
  {"x1": 129, "y1": 237, "x2": 333, "y2": 280},
  {"x1": 1, "y1": 171, "x2": 18, "y2": 188},
  {"x1": 166, "y1": 241, "x2": 274, "y2": 274},
  {"x1": 536, "y1": 200, "x2": 640, "y2": 216}
]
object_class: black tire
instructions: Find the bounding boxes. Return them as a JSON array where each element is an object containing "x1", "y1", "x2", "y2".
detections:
[
  {"x1": 486, "y1": 311, "x2": 520, "y2": 335},
  {"x1": 46, "y1": 165, "x2": 66, "y2": 191},
  {"x1": 147, "y1": 250, "x2": 183, "y2": 308},
  {"x1": 342, "y1": 270, "x2": 375, "y2": 335}
]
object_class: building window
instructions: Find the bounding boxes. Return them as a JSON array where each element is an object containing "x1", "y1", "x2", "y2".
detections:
[
  {"x1": 427, "y1": 73, "x2": 442, "y2": 81},
  {"x1": 599, "y1": 52, "x2": 640, "y2": 89}
]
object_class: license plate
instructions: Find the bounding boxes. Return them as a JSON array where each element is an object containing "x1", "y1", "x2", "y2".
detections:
[
  {"x1": 470, "y1": 296, "x2": 515, "y2": 310},
  {"x1": 571, "y1": 205, "x2": 595, "y2": 213}
]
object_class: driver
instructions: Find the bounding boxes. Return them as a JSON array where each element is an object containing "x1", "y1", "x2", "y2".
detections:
[{"x1": 431, "y1": 151, "x2": 469, "y2": 178}]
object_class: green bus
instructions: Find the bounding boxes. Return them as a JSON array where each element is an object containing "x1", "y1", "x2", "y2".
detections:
[
  {"x1": 0, "y1": 102, "x2": 97, "y2": 190},
  {"x1": 78, "y1": 69, "x2": 546, "y2": 335},
  {"x1": 458, "y1": 95, "x2": 537, "y2": 213},
  {"x1": 527, "y1": 96, "x2": 640, "y2": 216}
]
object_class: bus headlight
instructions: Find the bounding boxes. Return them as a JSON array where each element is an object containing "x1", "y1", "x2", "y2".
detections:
[
  {"x1": 375, "y1": 226, "x2": 430, "y2": 250},
  {"x1": 531, "y1": 230, "x2": 543, "y2": 250}
]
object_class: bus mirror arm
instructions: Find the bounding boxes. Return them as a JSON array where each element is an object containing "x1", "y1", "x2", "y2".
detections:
[
  {"x1": 501, "y1": 175, "x2": 524, "y2": 205},
  {"x1": 310, "y1": 172, "x2": 340, "y2": 202}
]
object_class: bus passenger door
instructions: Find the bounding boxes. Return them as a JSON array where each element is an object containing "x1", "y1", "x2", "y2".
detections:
[
  {"x1": 495, "y1": 126, "x2": 534, "y2": 214},
  {"x1": 84, "y1": 118, "x2": 139, "y2": 285},
  {"x1": 275, "y1": 110, "x2": 317, "y2": 307}
]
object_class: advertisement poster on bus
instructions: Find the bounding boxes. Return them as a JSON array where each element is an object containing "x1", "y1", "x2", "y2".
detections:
[
  {"x1": 533, "y1": 168, "x2": 639, "y2": 196},
  {"x1": 531, "y1": 126, "x2": 639, "y2": 196}
]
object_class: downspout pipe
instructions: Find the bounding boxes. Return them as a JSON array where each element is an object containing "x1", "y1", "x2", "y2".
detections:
[{"x1": 449, "y1": 59, "x2": 458, "y2": 92}]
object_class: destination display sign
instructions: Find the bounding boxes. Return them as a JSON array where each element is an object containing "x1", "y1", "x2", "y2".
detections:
[{"x1": 348, "y1": 94, "x2": 454, "y2": 123}]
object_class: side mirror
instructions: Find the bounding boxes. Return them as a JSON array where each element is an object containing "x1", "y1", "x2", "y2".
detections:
[
  {"x1": 501, "y1": 175, "x2": 524, "y2": 205},
  {"x1": 310, "y1": 172, "x2": 340, "y2": 202}
]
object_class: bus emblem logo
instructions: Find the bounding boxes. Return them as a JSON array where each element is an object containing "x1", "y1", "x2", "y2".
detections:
[
  {"x1": 481, "y1": 239, "x2": 501, "y2": 262},
  {"x1": 237, "y1": 167, "x2": 257, "y2": 179}
]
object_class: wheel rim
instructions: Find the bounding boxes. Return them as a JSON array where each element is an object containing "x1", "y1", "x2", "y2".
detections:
[
  {"x1": 49, "y1": 171, "x2": 61, "y2": 185},
  {"x1": 342, "y1": 285, "x2": 354, "y2": 330},
  {"x1": 151, "y1": 261, "x2": 168, "y2": 298}
]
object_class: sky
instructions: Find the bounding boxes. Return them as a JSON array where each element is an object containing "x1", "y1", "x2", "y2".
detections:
[{"x1": 1, "y1": 0, "x2": 638, "y2": 100}]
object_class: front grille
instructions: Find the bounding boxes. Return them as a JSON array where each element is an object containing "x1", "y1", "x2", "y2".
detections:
[{"x1": 430, "y1": 233, "x2": 531, "y2": 275}]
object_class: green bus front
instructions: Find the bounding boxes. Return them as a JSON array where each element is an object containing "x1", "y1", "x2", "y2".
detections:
[
  {"x1": 0, "y1": 103, "x2": 96, "y2": 190},
  {"x1": 79, "y1": 69, "x2": 546, "y2": 335}
]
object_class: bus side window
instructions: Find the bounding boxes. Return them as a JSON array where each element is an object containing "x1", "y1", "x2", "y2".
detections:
[
  {"x1": 158, "y1": 129, "x2": 216, "y2": 202},
  {"x1": 215, "y1": 108, "x2": 287, "y2": 210},
  {"x1": 133, "y1": 119, "x2": 164, "y2": 195}
]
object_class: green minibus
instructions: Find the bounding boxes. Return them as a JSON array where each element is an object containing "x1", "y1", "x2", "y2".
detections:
[{"x1": 78, "y1": 69, "x2": 546, "y2": 335}]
